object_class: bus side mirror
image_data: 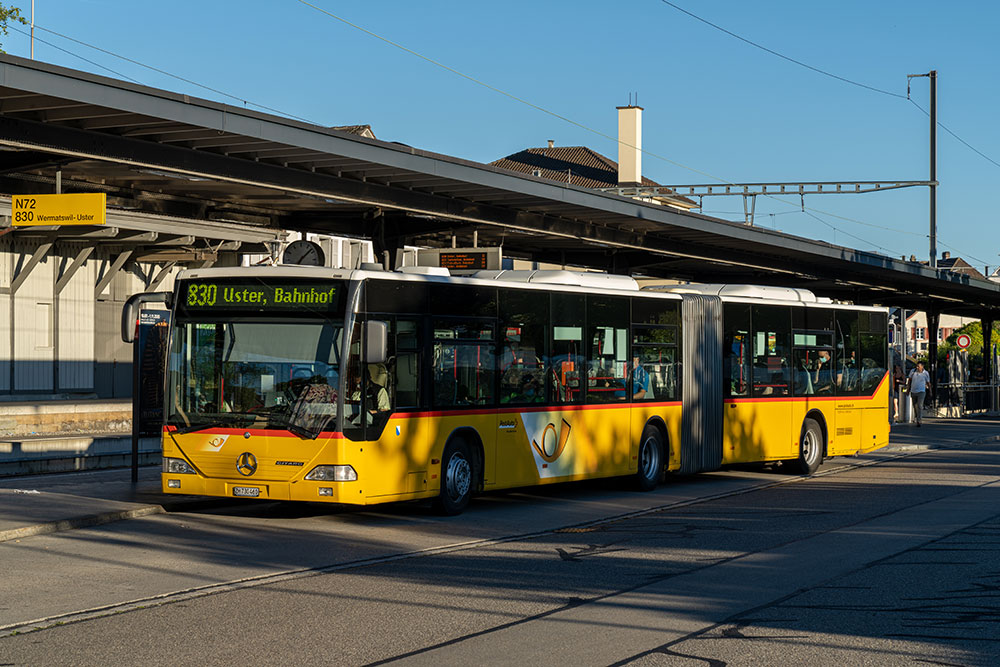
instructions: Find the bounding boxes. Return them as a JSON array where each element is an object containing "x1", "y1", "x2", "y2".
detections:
[
  {"x1": 366, "y1": 320, "x2": 388, "y2": 364},
  {"x1": 122, "y1": 291, "x2": 173, "y2": 343}
]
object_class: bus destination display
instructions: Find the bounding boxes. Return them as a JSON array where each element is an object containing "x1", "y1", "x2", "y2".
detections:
[
  {"x1": 181, "y1": 280, "x2": 342, "y2": 313},
  {"x1": 439, "y1": 252, "x2": 489, "y2": 270}
]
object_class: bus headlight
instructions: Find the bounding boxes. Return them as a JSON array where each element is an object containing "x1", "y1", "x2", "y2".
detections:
[
  {"x1": 163, "y1": 457, "x2": 197, "y2": 474},
  {"x1": 305, "y1": 465, "x2": 357, "y2": 482}
]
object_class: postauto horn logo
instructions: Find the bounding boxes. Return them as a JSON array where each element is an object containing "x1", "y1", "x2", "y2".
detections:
[
  {"x1": 531, "y1": 418, "x2": 572, "y2": 463},
  {"x1": 522, "y1": 414, "x2": 578, "y2": 478}
]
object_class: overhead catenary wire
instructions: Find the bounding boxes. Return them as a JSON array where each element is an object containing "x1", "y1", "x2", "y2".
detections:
[
  {"x1": 15, "y1": 3, "x2": 923, "y2": 260},
  {"x1": 935, "y1": 239, "x2": 990, "y2": 268},
  {"x1": 293, "y1": 0, "x2": 919, "y2": 258},
  {"x1": 293, "y1": 0, "x2": 723, "y2": 182},
  {"x1": 11, "y1": 6, "x2": 986, "y2": 266},
  {"x1": 657, "y1": 2, "x2": 1000, "y2": 260},
  {"x1": 804, "y1": 205, "x2": 988, "y2": 267},
  {"x1": 25, "y1": 23, "x2": 316, "y2": 124},
  {"x1": 908, "y1": 98, "x2": 1000, "y2": 171},
  {"x1": 8, "y1": 24, "x2": 140, "y2": 84},
  {"x1": 658, "y1": 0, "x2": 908, "y2": 99},
  {"x1": 659, "y1": 2, "x2": 1000, "y2": 173},
  {"x1": 800, "y1": 209, "x2": 891, "y2": 254}
]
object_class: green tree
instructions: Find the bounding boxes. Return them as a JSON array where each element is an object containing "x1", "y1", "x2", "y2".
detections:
[
  {"x1": 937, "y1": 321, "x2": 1000, "y2": 379},
  {"x1": 0, "y1": 3, "x2": 27, "y2": 54}
]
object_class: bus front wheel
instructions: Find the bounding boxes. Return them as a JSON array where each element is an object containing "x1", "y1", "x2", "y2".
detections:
[
  {"x1": 635, "y1": 426, "x2": 664, "y2": 492},
  {"x1": 434, "y1": 438, "x2": 473, "y2": 515},
  {"x1": 790, "y1": 418, "x2": 823, "y2": 476}
]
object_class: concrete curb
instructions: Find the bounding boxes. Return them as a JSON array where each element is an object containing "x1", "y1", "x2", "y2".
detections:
[
  {"x1": 0, "y1": 496, "x2": 240, "y2": 543},
  {"x1": 879, "y1": 433, "x2": 1000, "y2": 453},
  {"x1": 0, "y1": 505, "x2": 165, "y2": 543}
]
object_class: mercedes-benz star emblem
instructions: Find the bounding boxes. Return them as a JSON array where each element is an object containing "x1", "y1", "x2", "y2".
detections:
[{"x1": 236, "y1": 452, "x2": 258, "y2": 476}]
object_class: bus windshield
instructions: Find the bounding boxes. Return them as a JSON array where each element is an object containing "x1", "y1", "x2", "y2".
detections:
[{"x1": 167, "y1": 319, "x2": 344, "y2": 438}]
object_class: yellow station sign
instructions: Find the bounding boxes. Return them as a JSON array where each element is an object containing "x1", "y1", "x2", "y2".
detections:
[{"x1": 11, "y1": 193, "x2": 107, "y2": 226}]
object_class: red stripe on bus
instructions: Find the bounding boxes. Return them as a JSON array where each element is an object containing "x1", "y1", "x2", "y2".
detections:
[{"x1": 395, "y1": 401, "x2": 682, "y2": 419}]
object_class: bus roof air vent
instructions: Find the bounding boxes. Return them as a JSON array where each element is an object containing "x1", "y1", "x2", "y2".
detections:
[
  {"x1": 473, "y1": 270, "x2": 639, "y2": 291},
  {"x1": 646, "y1": 283, "x2": 818, "y2": 302},
  {"x1": 397, "y1": 266, "x2": 451, "y2": 277}
]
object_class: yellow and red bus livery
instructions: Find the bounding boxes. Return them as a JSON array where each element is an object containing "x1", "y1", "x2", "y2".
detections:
[{"x1": 123, "y1": 267, "x2": 889, "y2": 514}]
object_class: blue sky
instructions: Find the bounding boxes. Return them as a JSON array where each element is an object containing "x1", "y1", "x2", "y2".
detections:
[{"x1": 4, "y1": 1, "x2": 998, "y2": 272}]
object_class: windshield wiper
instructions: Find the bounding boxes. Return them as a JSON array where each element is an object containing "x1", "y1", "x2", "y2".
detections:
[
  {"x1": 285, "y1": 422, "x2": 320, "y2": 440},
  {"x1": 172, "y1": 421, "x2": 216, "y2": 435},
  {"x1": 169, "y1": 413, "x2": 251, "y2": 435}
]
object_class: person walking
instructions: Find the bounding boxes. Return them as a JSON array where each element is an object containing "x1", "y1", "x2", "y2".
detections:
[
  {"x1": 892, "y1": 364, "x2": 905, "y2": 422},
  {"x1": 908, "y1": 361, "x2": 931, "y2": 427}
]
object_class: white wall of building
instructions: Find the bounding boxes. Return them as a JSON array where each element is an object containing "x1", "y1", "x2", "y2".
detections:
[
  {"x1": 0, "y1": 247, "x2": 11, "y2": 393},
  {"x1": 0, "y1": 220, "x2": 185, "y2": 399},
  {"x1": 11, "y1": 244, "x2": 55, "y2": 391},
  {"x1": 58, "y1": 254, "x2": 95, "y2": 390},
  {"x1": 905, "y1": 311, "x2": 979, "y2": 353}
]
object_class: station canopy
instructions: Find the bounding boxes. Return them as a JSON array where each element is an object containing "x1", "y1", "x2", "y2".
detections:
[{"x1": 1, "y1": 54, "x2": 999, "y2": 317}]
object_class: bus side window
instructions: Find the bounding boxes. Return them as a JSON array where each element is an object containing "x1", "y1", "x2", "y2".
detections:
[
  {"x1": 751, "y1": 305, "x2": 791, "y2": 397},
  {"x1": 394, "y1": 319, "x2": 420, "y2": 409},
  {"x1": 587, "y1": 295, "x2": 629, "y2": 403},
  {"x1": 836, "y1": 311, "x2": 860, "y2": 396},
  {"x1": 432, "y1": 320, "x2": 496, "y2": 407},
  {"x1": 632, "y1": 326, "x2": 678, "y2": 402},
  {"x1": 365, "y1": 320, "x2": 396, "y2": 436},
  {"x1": 859, "y1": 311, "x2": 888, "y2": 395},
  {"x1": 550, "y1": 293, "x2": 585, "y2": 404},
  {"x1": 343, "y1": 321, "x2": 364, "y2": 441},
  {"x1": 499, "y1": 289, "x2": 548, "y2": 405},
  {"x1": 723, "y1": 304, "x2": 751, "y2": 398}
]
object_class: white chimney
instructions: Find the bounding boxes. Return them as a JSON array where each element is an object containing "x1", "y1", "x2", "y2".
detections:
[{"x1": 617, "y1": 105, "x2": 642, "y2": 186}]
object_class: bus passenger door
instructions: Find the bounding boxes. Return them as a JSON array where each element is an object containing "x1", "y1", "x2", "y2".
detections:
[
  {"x1": 722, "y1": 304, "x2": 752, "y2": 463},
  {"x1": 832, "y1": 311, "x2": 862, "y2": 456},
  {"x1": 750, "y1": 305, "x2": 795, "y2": 460},
  {"x1": 430, "y1": 316, "x2": 498, "y2": 488}
]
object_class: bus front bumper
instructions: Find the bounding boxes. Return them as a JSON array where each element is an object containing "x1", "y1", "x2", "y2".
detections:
[{"x1": 160, "y1": 474, "x2": 434, "y2": 505}]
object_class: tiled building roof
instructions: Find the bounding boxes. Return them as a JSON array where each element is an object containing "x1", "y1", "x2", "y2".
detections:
[
  {"x1": 490, "y1": 145, "x2": 695, "y2": 209},
  {"x1": 490, "y1": 146, "x2": 659, "y2": 189},
  {"x1": 332, "y1": 124, "x2": 375, "y2": 139},
  {"x1": 937, "y1": 256, "x2": 985, "y2": 280}
]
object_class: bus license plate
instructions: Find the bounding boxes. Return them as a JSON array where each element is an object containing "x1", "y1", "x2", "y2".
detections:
[{"x1": 233, "y1": 487, "x2": 261, "y2": 497}]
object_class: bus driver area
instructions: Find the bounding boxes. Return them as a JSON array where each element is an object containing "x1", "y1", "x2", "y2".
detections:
[{"x1": 127, "y1": 266, "x2": 890, "y2": 515}]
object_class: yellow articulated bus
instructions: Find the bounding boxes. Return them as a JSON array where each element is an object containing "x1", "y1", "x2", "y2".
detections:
[{"x1": 123, "y1": 267, "x2": 890, "y2": 515}]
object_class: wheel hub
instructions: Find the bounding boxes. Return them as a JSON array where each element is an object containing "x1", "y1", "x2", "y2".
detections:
[
  {"x1": 641, "y1": 438, "x2": 659, "y2": 478},
  {"x1": 803, "y1": 430, "x2": 817, "y2": 463},
  {"x1": 446, "y1": 455, "x2": 471, "y2": 500}
]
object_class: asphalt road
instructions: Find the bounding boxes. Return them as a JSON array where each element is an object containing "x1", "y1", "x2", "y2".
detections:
[{"x1": 2, "y1": 434, "x2": 999, "y2": 666}]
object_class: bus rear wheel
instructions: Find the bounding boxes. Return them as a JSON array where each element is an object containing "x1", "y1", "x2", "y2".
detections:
[
  {"x1": 635, "y1": 426, "x2": 664, "y2": 492},
  {"x1": 790, "y1": 418, "x2": 823, "y2": 475},
  {"x1": 434, "y1": 438, "x2": 473, "y2": 515}
]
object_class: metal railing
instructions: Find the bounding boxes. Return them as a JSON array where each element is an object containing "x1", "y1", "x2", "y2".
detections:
[{"x1": 932, "y1": 382, "x2": 1000, "y2": 416}]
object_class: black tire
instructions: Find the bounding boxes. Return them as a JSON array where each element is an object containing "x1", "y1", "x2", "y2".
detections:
[
  {"x1": 790, "y1": 418, "x2": 824, "y2": 475},
  {"x1": 433, "y1": 438, "x2": 473, "y2": 515},
  {"x1": 635, "y1": 425, "x2": 664, "y2": 492}
]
